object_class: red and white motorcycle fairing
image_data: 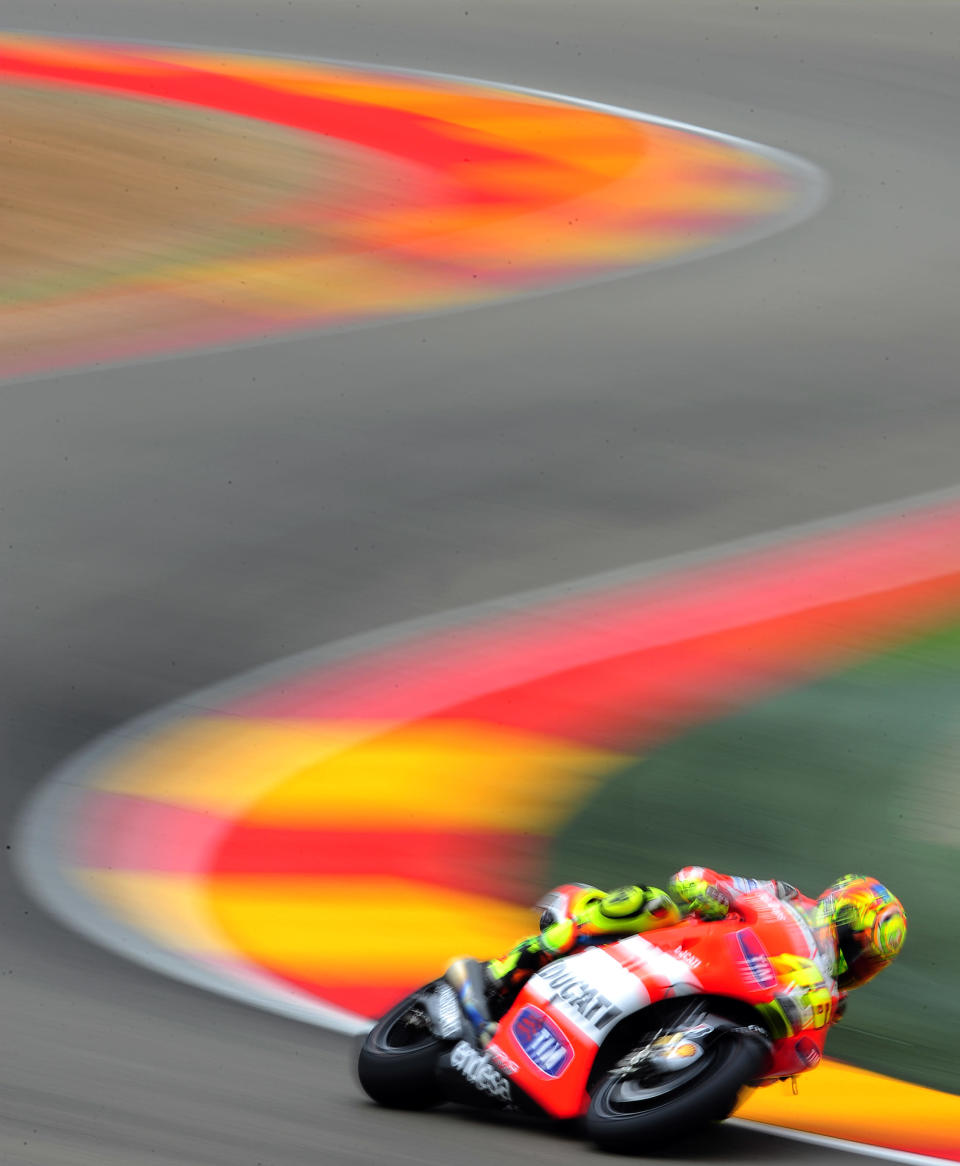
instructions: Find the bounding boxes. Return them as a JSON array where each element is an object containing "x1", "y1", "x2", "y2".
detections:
[{"x1": 488, "y1": 893, "x2": 839, "y2": 1118}]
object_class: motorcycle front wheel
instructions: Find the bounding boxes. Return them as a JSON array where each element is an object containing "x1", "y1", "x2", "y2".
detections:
[
  {"x1": 357, "y1": 987, "x2": 446, "y2": 1110},
  {"x1": 585, "y1": 1028, "x2": 768, "y2": 1153}
]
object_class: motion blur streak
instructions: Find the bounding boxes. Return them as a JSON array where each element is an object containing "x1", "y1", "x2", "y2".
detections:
[
  {"x1": 0, "y1": 34, "x2": 819, "y2": 380},
  {"x1": 19, "y1": 491, "x2": 960, "y2": 1159}
]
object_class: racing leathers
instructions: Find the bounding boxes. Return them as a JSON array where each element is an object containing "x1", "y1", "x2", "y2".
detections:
[{"x1": 482, "y1": 867, "x2": 837, "y2": 1041}]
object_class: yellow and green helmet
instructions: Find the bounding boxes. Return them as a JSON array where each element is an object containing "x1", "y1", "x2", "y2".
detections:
[{"x1": 815, "y1": 875, "x2": 907, "y2": 990}]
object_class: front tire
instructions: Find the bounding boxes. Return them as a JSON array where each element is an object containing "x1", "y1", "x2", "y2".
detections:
[
  {"x1": 357, "y1": 989, "x2": 446, "y2": 1110},
  {"x1": 586, "y1": 1030, "x2": 767, "y2": 1153}
]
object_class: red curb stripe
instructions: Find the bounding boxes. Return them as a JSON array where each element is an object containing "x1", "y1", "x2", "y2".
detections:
[
  {"x1": 430, "y1": 570, "x2": 960, "y2": 744},
  {"x1": 72, "y1": 792, "x2": 542, "y2": 901},
  {"x1": 209, "y1": 825, "x2": 541, "y2": 903},
  {"x1": 231, "y1": 502, "x2": 960, "y2": 724},
  {"x1": 0, "y1": 49, "x2": 558, "y2": 175},
  {"x1": 74, "y1": 793, "x2": 231, "y2": 873}
]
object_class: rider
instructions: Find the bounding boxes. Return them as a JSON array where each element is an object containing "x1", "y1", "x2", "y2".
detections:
[{"x1": 449, "y1": 867, "x2": 906, "y2": 1044}]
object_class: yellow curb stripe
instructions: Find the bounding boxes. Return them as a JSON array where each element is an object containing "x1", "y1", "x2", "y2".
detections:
[
  {"x1": 91, "y1": 717, "x2": 622, "y2": 831},
  {"x1": 90, "y1": 718, "x2": 374, "y2": 814},
  {"x1": 75, "y1": 869, "x2": 227, "y2": 954},
  {"x1": 209, "y1": 875, "x2": 533, "y2": 981},
  {"x1": 74, "y1": 870, "x2": 533, "y2": 982}
]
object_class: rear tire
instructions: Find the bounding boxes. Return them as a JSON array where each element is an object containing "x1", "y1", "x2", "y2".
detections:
[
  {"x1": 586, "y1": 1030, "x2": 767, "y2": 1153},
  {"x1": 357, "y1": 989, "x2": 446, "y2": 1110}
]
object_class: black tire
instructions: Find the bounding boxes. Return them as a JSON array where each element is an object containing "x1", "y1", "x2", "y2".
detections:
[
  {"x1": 585, "y1": 1031, "x2": 767, "y2": 1154},
  {"x1": 356, "y1": 989, "x2": 446, "y2": 1110}
]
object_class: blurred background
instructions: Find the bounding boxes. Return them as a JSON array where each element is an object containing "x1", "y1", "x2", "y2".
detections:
[{"x1": 2, "y1": 3, "x2": 959, "y2": 1165}]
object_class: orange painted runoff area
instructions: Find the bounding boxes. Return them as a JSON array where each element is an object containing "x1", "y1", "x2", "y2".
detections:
[{"x1": 738, "y1": 1061, "x2": 960, "y2": 1161}]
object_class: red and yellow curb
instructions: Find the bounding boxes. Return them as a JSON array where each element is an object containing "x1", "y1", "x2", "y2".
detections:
[
  {"x1": 19, "y1": 494, "x2": 960, "y2": 1159},
  {"x1": 1, "y1": 34, "x2": 819, "y2": 378}
]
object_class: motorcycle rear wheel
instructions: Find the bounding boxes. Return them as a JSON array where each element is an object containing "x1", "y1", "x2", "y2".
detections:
[
  {"x1": 357, "y1": 988, "x2": 446, "y2": 1110},
  {"x1": 586, "y1": 1028, "x2": 767, "y2": 1153}
]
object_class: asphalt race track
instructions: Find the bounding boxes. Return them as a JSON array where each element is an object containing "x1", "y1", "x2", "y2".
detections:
[{"x1": 3, "y1": 2, "x2": 960, "y2": 1163}]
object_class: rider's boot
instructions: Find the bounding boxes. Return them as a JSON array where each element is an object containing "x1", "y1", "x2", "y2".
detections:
[{"x1": 444, "y1": 958, "x2": 498, "y2": 1048}]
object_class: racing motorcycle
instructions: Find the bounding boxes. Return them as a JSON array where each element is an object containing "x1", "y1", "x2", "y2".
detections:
[{"x1": 357, "y1": 884, "x2": 837, "y2": 1152}]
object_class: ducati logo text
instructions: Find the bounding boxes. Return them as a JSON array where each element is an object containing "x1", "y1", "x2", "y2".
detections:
[{"x1": 536, "y1": 964, "x2": 622, "y2": 1030}]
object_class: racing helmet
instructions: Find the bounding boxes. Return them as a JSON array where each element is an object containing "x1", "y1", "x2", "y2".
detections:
[
  {"x1": 815, "y1": 875, "x2": 906, "y2": 990},
  {"x1": 536, "y1": 883, "x2": 604, "y2": 931}
]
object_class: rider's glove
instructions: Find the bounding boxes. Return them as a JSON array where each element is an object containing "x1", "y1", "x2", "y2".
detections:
[{"x1": 668, "y1": 873, "x2": 730, "y2": 921}]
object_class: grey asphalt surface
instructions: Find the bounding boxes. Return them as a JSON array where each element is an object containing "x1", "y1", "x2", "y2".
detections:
[{"x1": 2, "y1": 2, "x2": 959, "y2": 1163}]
